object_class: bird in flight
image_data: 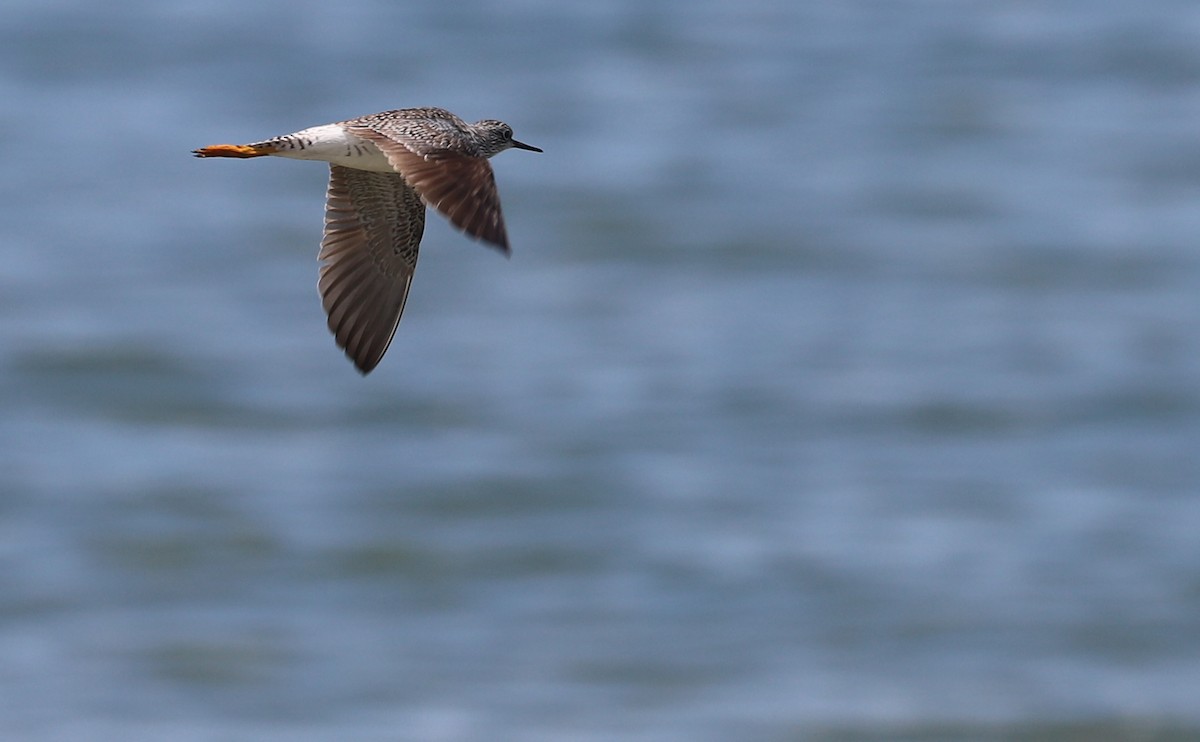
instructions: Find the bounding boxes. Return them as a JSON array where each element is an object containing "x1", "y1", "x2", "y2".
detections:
[{"x1": 194, "y1": 107, "x2": 541, "y2": 374}]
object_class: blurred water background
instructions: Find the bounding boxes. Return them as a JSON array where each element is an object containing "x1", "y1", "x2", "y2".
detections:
[{"x1": 1, "y1": 1, "x2": 1199, "y2": 740}]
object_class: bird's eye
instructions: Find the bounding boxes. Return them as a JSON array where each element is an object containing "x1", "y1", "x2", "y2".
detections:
[{"x1": 504, "y1": 128, "x2": 513, "y2": 140}]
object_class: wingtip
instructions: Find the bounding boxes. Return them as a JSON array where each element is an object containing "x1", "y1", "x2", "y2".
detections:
[
  {"x1": 486, "y1": 230, "x2": 512, "y2": 256},
  {"x1": 350, "y1": 352, "x2": 380, "y2": 375},
  {"x1": 471, "y1": 232, "x2": 511, "y2": 255}
]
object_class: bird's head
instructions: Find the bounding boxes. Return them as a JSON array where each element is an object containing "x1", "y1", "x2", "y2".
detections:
[{"x1": 474, "y1": 120, "x2": 542, "y2": 158}]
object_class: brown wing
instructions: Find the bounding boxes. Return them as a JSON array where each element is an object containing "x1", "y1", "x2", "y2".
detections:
[
  {"x1": 318, "y1": 165, "x2": 426, "y2": 374},
  {"x1": 345, "y1": 124, "x2": 511, "y2": 254}
]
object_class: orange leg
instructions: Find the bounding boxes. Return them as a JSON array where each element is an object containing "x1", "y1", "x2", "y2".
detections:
[{"x1": 192, "y1": 143, "x2": 277, "y2": 158}]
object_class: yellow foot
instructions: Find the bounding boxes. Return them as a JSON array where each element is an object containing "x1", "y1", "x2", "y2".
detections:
[{"x1": 192, "y1": 143, "x2": 276, "y2": 158}]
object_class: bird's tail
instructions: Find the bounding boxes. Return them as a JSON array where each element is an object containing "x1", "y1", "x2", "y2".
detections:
[{"x1": 192, "y1": 143, "x2": 277, "y2": 158}]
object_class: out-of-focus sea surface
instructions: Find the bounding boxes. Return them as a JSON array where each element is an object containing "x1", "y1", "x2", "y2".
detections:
[{"x1": 1, "y1": 1, "x2": 1198, "y2": 740}]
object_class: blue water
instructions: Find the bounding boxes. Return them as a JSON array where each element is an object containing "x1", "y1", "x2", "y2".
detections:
[{"x1": 2, "y1": 1, "x2": 1199, "y2": 739}]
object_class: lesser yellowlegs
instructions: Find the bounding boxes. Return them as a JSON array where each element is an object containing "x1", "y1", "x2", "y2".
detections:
[{"x1": 194, "y1": 107, "x2": 541, "y2": 374}]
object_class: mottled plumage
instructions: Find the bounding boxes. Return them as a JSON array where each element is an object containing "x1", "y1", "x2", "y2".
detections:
[{"x1": 193, "y1": 107, "x2": 540, "y2": 374}]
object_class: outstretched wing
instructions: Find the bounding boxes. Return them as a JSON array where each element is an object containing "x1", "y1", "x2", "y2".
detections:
[
  {"x1": 345, "y1": 124, "x2": 510, "y2": 254},
  {"x1": 318, "y1": 165, "x2": 426, "y2": 374}
]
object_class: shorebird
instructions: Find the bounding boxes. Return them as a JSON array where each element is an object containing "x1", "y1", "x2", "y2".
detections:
[{"x1": 194, "y1": 107, "x2": 541, "y2": 374}]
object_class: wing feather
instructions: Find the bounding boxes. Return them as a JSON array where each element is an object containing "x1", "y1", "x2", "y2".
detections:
[
  {"x1": 318, "y1": 165, "x2": 425, "y2": 374},
  {"x1": 345, "y1": 124, "x2": 511, "y2": 254}
]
